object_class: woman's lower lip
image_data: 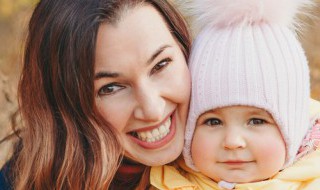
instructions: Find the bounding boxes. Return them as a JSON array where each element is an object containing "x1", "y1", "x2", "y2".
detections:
[{"x1": 129, "y1": 111, "x2": 176, "y2": 149}]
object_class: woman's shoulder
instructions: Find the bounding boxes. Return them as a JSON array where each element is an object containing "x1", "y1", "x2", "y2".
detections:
[{"x1": 0, "y1": 162, "x2": 12, "y2": 190}]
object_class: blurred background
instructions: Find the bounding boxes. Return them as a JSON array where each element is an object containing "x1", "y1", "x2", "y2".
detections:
[
  {"x1": 0, "y1": 0, "x2": 319, "y2": 168},
  {"x1": 1, "y1": 0, "x2": 318, "y2": 101}
]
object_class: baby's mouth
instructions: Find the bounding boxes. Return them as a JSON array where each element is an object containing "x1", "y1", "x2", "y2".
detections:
[{"x1": 130, "y1": 117, "x2": 171, "y2": 143}]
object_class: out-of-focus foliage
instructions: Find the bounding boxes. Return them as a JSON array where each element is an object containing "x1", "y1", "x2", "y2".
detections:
[
  {"x1": 0, "y1": 0, "x2": 37, "y2": 168},
  {"x1": 0, "y1": 0, "x2": 37, "y2": 19},
  {"x1": 0, "y1": 0, "x2": 37, "y2": 76},
  {"x1": 0, "y1": 0, "x2": 319, "y2": 96},
  {"x1": 300, "y1": 0, "x2": 320, "y2": 100},
  {"x1": 0, "y1": 0, "x2": 318, "y2": 171}
]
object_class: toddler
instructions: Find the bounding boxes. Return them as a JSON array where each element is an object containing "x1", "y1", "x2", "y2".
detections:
[{"x1": 151, "y1": 0, "x2": 320, "y2": 189}]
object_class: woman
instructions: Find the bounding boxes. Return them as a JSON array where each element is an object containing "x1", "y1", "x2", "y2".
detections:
[
  {"x1": 3, "y1": 0, "x2": 320, "y2": 189},
  {"x1": 13, "y1": 0, "x2": 191, "y2": 189}
]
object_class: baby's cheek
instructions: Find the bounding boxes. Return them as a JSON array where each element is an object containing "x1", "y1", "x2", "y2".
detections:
[
  {"x1": 191, "y1": 131, "x2": 213, "y2": 164},
  {"x1": 262, "y1": 144, "x2": 283, "y2": 157},
  {"x1": 191, "y1": 135, "x2": 204, "y2": 159},
  {"x1": 255, "y1": 135, "x2": 286, "y2": 167}
]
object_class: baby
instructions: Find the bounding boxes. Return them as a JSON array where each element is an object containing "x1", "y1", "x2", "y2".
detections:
[
  {"x1": 150, "y1": 0, "x2": 320, "y2": 189},
  {"x1": 181, "y1": 0, "x2": 320, "y2": 189}
]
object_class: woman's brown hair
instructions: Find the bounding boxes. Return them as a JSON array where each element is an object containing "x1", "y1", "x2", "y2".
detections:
[{"x1": 15, "y1": 0, "x2": 191, "y2": 189}]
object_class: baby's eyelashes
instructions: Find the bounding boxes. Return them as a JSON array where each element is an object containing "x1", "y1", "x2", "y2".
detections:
[
  {"x1": 248, "y1": 118, "x2": 267, "y2": 126},
  {"x1": 203, "y1": 118, "x2": 222, "y2": 127}
]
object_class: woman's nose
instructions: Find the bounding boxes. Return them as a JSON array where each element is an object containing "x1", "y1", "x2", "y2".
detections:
[
  {"x1": 222, "y1": 127, "x2": 246, "y2": 150},
  {"x1": 133, "y1": 82, "x2": 165, "y2": 122}
]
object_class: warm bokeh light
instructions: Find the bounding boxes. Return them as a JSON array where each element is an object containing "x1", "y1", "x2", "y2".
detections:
[
  {"x1": 0, "y1": 0, "x2": 319, "y2": 98},
  {"x1": 299, "y1": 0, "x2": 320, "y2": 100},
  {"x1": 0, "y1": 0, "x2": 319, "y2": 170}
]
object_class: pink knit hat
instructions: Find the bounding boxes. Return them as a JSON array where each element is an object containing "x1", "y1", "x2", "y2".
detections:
[{"x1": 183, "y1": 0, "x2": 312, "y2": 171}]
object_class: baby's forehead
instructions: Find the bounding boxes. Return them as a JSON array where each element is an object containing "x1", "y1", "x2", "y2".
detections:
[{"x1": 200, "y1": 105, "x2": 273, "y2": 117}]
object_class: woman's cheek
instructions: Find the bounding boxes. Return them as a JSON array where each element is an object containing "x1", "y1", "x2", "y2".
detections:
[{"x1": 96, "y1": 94, "x2": 133, "y2": 133}]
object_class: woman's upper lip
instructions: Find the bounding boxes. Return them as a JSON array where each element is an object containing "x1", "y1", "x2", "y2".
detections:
[{"x1": 127, "y1": 110, "x2": 175, "y2": 133}]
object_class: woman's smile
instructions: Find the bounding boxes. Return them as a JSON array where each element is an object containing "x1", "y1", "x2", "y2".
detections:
[
  {"x1": 94, "y1": 4, "x2": 191, "y2": 166},
  {"x1": 128, "y1": 110, "x2": 176, "y2": 149}
]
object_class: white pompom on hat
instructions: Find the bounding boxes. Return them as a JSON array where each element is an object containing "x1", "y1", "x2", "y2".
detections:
[{"x1": 183, "y1": 0, "x2": 312, "y2": 171}]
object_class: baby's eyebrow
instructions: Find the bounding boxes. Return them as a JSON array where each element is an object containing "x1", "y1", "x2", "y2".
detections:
[{"x1": 246, "y1": 109, "x2": 271, "y2": 117}]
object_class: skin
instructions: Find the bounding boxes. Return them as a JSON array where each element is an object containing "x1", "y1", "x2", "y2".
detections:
[
  {"x1": 192, "y1": 106, "x2": 286, "y2": 183},
  {"x1": 94, "y1": 4, "x2": 191, "y2": 166}
]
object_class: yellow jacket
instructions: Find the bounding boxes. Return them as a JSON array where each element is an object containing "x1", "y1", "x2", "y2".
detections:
[
  {"x1": 150, "y1": 99, "x2": 320, "y2": 190},
  {"x1": 151, "y1": 147, "x2": 320, "y2": 190}
]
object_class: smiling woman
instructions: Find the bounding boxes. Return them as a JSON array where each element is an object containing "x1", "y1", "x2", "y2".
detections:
[
  {"x1": 12, "y1": 0, "x2": 191, "y2": 189},
  {"x1": 94, "y1": 5, "x2": 190, "y2": 166},
  {"x1": 1, "y1": 0, "x2": 320, "y2": 189}
]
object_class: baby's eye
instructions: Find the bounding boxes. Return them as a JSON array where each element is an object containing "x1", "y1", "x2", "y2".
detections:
[
  {"x1": 203, "y1": 118, "x2": 222, "y2": 126},
  {"x1": 98, "y1": 83, "x2": 124, "y2": 96},
  {"x1": 248, "y1": 118, "x2": 266, "y2": 126},
  {"x1": 150, "y1": 58, "x2": 171, "y2": 75}
]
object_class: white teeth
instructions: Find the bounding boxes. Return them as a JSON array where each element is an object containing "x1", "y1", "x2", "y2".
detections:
[
  {"x1": 135, "y1": 117, "x2": 171, "y2": 142},
  {"x1": 146, "y1": 131, "x2": 153, "y2": 139},
  {"x1": 139, "y1": 132, "x2": 146, "y2": 140},
  {"x1": 152, "y1": 129, "x2": 160, "y2": 136},
  {"x1": 159, "y1": 125, "x2": 166, "y2": 134}
]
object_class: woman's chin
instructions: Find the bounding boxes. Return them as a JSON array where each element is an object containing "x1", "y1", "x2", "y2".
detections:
[{"x1": 124, "y1": 132, "x2": 184, "y2": 166}]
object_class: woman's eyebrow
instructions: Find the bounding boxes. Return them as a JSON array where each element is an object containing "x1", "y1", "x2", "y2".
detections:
[
  {"x1": 94, "y1": 45, "x2": 172, "y2": 80},
  {"x1": 94, "y1": 72, "x2": 119, "y2": 80},
  {"x1": 146, "y1": 44, "x2": 171, "y2": 65}
]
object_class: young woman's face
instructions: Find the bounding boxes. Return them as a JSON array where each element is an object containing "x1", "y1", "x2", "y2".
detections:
[
  {"x1": 192, "y1": 106, "x2": 286, "y2": 183},
  {"x1": 94, "y1": 5, "x2": 190, "y2": 166}
]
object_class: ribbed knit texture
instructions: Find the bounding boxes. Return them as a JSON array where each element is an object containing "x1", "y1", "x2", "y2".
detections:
[{"x1": 183, "y1": 23, "x2": 310, "y2": 171}]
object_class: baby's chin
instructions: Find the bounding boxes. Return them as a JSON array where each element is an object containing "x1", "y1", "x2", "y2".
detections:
[
  {"x1": 210, "y1": 168, "x2": 281, "y2": 184},
  {"x1": 215, "y1": 176, "x2": 271, "y2": 184}
]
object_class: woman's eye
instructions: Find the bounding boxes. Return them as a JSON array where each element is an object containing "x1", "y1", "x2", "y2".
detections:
[
  {"x1": 150, "y1": 58, "x2": 171, "y2": 74},
  {"x1": 248, "y1": 118, "x2": 266, "y2": 126},
  {"x1": 98, "y1": 83, "x2": 124, "y2": 96},
  {"x1": 203, "y1": 118, "x2": 222, "y2": 126}
]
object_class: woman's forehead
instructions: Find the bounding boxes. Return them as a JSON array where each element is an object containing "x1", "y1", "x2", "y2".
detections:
[{"x1": 95, "y1": 5, "x2": 178, "y2": 72}]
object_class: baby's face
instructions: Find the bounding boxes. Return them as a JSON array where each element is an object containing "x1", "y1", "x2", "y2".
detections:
[{"x1": 191, "y1": 106, "x2": 286, "y2": 183}]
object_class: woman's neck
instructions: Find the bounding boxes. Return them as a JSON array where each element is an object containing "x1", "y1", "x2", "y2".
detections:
[{"x1": 110, "y1": 157, "x2": 147, "y2": 190}]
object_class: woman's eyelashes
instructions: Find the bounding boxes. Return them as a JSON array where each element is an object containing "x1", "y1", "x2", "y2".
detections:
[
  {"x1": 97, "y1": 57, "x2": 172, "y2": 97},
  {"x1": 150, "y1": 57, "x2": 172, "y2": 75},
  {"x1": 98, "y1": 82, "x2": 125, "y2": 96}
]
